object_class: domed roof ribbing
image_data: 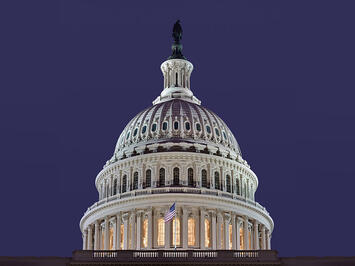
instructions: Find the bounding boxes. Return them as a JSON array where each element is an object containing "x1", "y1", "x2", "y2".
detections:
[{"x1": 113, "y1": 99, "x2": 241, "y2": 159}]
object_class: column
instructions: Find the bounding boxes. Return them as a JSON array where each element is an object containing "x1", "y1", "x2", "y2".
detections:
[
  {"x1": 261, "y1": 225, "x2": 266, "y2": 250},
  {"x1": 254, "y1": 221, "x2": 259, "y2": 250},
  {"x1": 130, "y1": 212, "x2": 136, "y2": 249},
  {"x1": 104, "y1": 216, "x2": 109, "y2": 250},
  {"x1": 224, "y1": 215, "x2": 230, "y2": 250},
  {"x1": 87, "y1": 225, "x2": 93, "y2": 250},
  {"x1": 182, "y1": 207, "x2": 188, "y2": 249},
  {"x1": 236, "y1": 217, "x2": 241, "y2": 250},
  {"x1": 136, "y1": 211, "x2": 142, "y2": 250},
  {"x1": 82, "y1": 230, "x2": 87, "y2": 250},
  {"x1": 94, "y1": 221, "x2": 99, "y2": 250},
  {"x1": 243, "y1": 217, "x2": 249, "y2": 250},
  {"x1": 200, "y1": 208, "x2": 205, "y2": 249},
  {"x1": 116, "y1": 214, "x2": 121, "y2": 250},
  {"x1": 147, "y1": 208, "x2": 153, "y2": 249},
  {"x1": 216, "y1": 213, "x2": 223, "y2": 249},
  {"x1": 211, "y1": 211, "x2": 217, "y2": 249},
  {"x1": 267, "y1": 230, "x2": 271, "y2": 250},
  {"x1": 123, "y1": 214, "x2": 129, "y2": 250},
  {"x1": 231, "y1": 214, "x2": 236, "y2": 250}
]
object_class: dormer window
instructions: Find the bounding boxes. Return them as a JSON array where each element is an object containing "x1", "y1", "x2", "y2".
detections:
[
  {"x1": 126, "y1": 131, "x2": 130, "y2": 140},
  {"x1": 152, "y1": 123, "x2": 157, "y2": 132},
  {"x1": 215, "y1": 128, "x2": 220, "y2": 137},
  {"x1": 133, "y1": 128, "x2": 138, "y2": 137},
  {"x1": 142, "y1": 125, "x2": 147, "y2": 134},
  {"x1": 196, "y1": 123, "x2": 201, "y2": 132},
  {"x1": 174, "y1": 121, "x2": 179, "y2": 130},
  {"x1": 162, "y1": 121, "x2": 168, "y2": 131},
  {"x1": 185, "y1": 122, "x2": 190, "y2": 131},
  {"x1": 206, "y1": 125, "x2": 211, "y2": 134}
]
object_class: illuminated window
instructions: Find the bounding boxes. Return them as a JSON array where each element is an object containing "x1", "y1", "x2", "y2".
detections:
[
  {"x1": 188, "y1": 218, "x2": 196, "y2": 246},
  {"x1": 133, "y1": 172, "x2": 138, "y2": 190},
  {"x1": 145, "y1": 169, "x2": 151, "y2": 188},
  {"x1": 188, "y1": 168, "x2": 194, "y2": 187},
  {"x1": 248, "y1": 230, "x2": 252, "y2": 250},
  {"x1": 229, "y1": 224, "x2": 233, "y2": 250},
  {"x1": 129, "y1": 222, "x2": 132, "y2": 249},
  {"x1": 205, "y1": 218, "x2": 211, "y2": 248},
  {"x1": 240, "y1": 226, "x2": 244, "y2": 250},
  {"x1": 120, "y1": 224, "x2": 124, "y2": 249},
  {"x1": 173, "y1": 167, "x2": 179, "y2": 186},
  {"x1": 172, "y1": 218, "x2": 181, "y2": 246},
  {"x1": 159, "y1": 168, "x2": 165, "y2": 187},
  {"x1": 101, "y1": 227, "x2": 105, "y2": 250},
  {"x1": 109, "y1": 227, "x2": 114, "y2": 250},
  {"x1": 201, "y1": 169, "x2": 208, "y2": 188},
  {"x1": 220, "y1": 222, "x2": 224, "y2": 249},
  {"x1": 142, "y1": 218, "x2": 148, "y2": 248},
  {"x1": 157, "y1": 218, "x2": 165, "y2": 246}
]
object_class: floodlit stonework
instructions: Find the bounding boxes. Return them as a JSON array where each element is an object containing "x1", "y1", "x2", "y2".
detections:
[{"x1": 79, "y1": 22, "x2": 273, "y2": 252}]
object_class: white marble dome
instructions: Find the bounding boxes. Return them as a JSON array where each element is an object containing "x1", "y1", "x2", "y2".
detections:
[
  {"x1": 111, "y1": 99, "x2": 242, "y2": 164},
  {"x1": 80, "y1": 22, "x2": 273, "y2": 253}
]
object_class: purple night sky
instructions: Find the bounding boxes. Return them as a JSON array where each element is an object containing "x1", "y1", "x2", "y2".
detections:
[{"x1": 1, "y1": 0, "x2": 355, "y2": 258}]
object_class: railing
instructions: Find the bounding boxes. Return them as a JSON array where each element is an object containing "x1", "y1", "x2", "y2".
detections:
[
  {"x1": 72, "y1": 250, "x2": 280, "y2": 263},
  {"x1": 86, "y1": 187, "x2": 269, "y2": 214}
]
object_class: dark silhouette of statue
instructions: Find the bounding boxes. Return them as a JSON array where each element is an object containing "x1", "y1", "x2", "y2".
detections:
[
  {"x1": 168, "y1": 20, "x2": 186, "y2": 60},
  {"x1": 172, "y1": 20, "x2": 183, "y2": 44}
]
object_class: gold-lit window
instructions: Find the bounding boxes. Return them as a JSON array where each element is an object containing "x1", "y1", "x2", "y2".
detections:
[
  {"x1": 248, "y1": 230, "x2": 252, "y2": 250},
  {"x1": 129, "y1": 223, "x2": 132, "y2": 249},
  {"x1": 109, "y1": 227, "x2": 114, "y2": 250},
  {"x1": 220, "y1": 222, "x2": 224, "y2": 249},
  {"x1": 240, "y1": 226, "x2": 244, "y2": 250},
  {"x1": 172, "y1": 218, "x2": 180, "y2": 246},
  {"x1": 229, "y1": 224, "x2": 232, "y2": 250},
  {"x1": 101, "y1": 228, "x2": 105, "y2": 250},
  {"x1": 157, "y1": 218, "x2": 165, "y2": 246},
  {"x1": 120, "y1": 224, "x2": 124, "y2": 249},
  {"x1": 188, "y1": 218, "x2": 196, "y2": 246},
  {"x1": 142, "y1": 218, "x2": 148, "y2": 248},
  {"x1": 205, "y1": 218, "x2": 211, "y2": 248}
]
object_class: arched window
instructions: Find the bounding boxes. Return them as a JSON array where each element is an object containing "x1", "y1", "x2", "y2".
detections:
[
  {"x1": 236, "y1": 179, "x2": 240, "y2": 195},
  {"x1": 188, "y1": 217, "x2": 196, "y2": 246},
  {"x1": 174, "y1": 121, "x2": 179, "y2": 130},
  {"x1": 145, "y1": 169, "x2": 151, "y2": 188},
  {"x1": 172, "y1": 217, "x2": 180, "y2": 246},
  {"x1": 159, "y1": 168, "x2": 165, "y2": 187},
  {"x1": 162, "y1": 121, "x2": 168, "y2": 131},
  {"x1": 214, "y1": 172, "x2": 220, "y2": 190},
  {"x1": 133, "y1": 172, "x2": 138, "y2": 190},
  {"x1": 205, "y1": 218, "x2": 211, "y2": 248},
  {"x1": 226, "y1": 175, "x2": 231, "y2": 193},
  {"x1": 113, "y1": 179, "x2": 117, "y2": 195},
  {"x1": 173, "y1": 167, "x2": 179, "y2": 186},
  {"x1": 188, "y1": 168, "x2": 194, "y2": 187},
  {"x1": 201, "y1": 169, "x2": 208, "y2": 188},
  {"x1": 157, "y1": 218, "x2": 165, "y2": 246},
  {"x1": 122, "y1": 175, "x2": 127, "y2": 193}
]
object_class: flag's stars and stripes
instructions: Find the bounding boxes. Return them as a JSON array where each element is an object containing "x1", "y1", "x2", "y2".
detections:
[{"x1": 164, "y1": 203, "x2": 176, "y2": 223}]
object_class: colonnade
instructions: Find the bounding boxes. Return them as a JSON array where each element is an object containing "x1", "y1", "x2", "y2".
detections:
[{"x1": 82, "y1": 206, "x2": 271, "y2": 251}]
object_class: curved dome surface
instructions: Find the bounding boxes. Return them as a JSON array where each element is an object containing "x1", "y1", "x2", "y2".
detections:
[{"x1": 113, "y1": 99, "x2": 241, "y2": 160}]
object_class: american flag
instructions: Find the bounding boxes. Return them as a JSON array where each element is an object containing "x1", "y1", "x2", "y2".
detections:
[{"x1": 164, "y1": 203, "x2": 176, "y2": 223}]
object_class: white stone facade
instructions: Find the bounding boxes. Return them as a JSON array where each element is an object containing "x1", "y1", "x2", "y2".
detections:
[{"x1": 80, "y1": 45, "x2": 273, "y2": 251}]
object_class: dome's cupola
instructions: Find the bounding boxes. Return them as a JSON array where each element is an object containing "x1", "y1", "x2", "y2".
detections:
[{"x1": 153, "y1": 20, "x2": 201, "y2": 105}]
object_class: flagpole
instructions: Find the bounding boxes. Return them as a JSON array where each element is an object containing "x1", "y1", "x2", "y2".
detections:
[{"x1": 174, "y1": 206, "x2": 177, "y2": 250}]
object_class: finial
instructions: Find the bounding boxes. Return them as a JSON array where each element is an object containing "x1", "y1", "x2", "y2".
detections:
[{"x1": 168, "y1": 20, "x2": 186, "y2": 60}]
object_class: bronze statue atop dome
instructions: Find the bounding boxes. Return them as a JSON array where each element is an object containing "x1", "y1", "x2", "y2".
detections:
[{"x1": 168, "y1": 20, "x2": 186, "y2": 60}]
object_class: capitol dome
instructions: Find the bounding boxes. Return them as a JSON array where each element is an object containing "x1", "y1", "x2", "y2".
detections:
[{"x1": 80, "y1": 21, "x2": 273, "y2": 252}]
